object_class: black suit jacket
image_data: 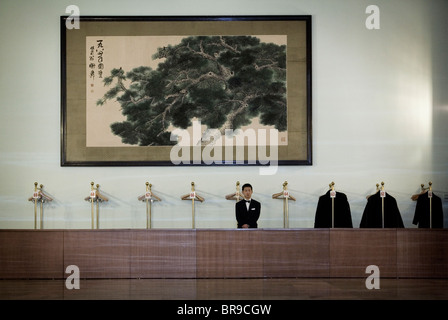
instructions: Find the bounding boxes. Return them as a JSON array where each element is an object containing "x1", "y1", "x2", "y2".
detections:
[
  {"x1": 314, "y1": 190, "x2": 353, "y2": 228},
  {"x1": 360, "y1": 191, "x2": 404, "y2": 228},
  {"x1": 236, "y1": 199, "x2": 261, "y2": 228},
  {"x1": 413, "y1": 192, "x2": 444, "y2": 228}
]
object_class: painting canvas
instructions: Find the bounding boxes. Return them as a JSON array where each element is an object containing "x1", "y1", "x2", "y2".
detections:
[{"x1": 61, "y1": 16, "x2": 312, "y2": 166}]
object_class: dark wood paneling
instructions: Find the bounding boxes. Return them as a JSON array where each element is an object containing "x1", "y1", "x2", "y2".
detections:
[
  {"x1": 263, "y1": 229, "x2": 330, "y2": 277},
  {"x1": 0, "y1": 230, "x2": 63, "y2": 279},
  {"x1": 1, "y1": 229, "x2": 447, "y2": 279},
  {"x1": 0, "y1": 279, "x2": 63, "y2": 299},
  {"x1": 2, "y1": 278, "x2": 448, "y2": 300},
  {"x1": 130, "y1": 229, "x2": 196, "y2": 278},
  {"x1": 196, "y1": 230, "x2": 263, "y2": 278},
  {"x1": 397, "y1": 229, "x2": 448, "y2": 278},
  {"x1": 330, "y1": 229, "x2": 397, "y2": 278},
  {"x1": 63, "y1": 230, "x2": 132, "y2": 278}
]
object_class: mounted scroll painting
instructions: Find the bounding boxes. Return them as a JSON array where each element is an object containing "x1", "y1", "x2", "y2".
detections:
[{"x1": 61, "y1": 16, "x2": 312, "y2": 166}]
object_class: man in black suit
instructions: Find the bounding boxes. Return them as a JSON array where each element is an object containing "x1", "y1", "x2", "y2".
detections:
[{"x1": 235, "y1": 183, "x2": 261, "y2": 228}]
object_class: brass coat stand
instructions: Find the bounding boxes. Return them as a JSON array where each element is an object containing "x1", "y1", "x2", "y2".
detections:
[
  {"x1": 138, "y1": 182, "x2": 162, "y2": 229},
  {"x1": 411, "y1": 181, "x2": 433, "y2": 228},
  {"x1": 428, "y1": 182, "x2": 433, "y2": 229},
  {"x1": 272, "y1": 181, "x2": 296, "y2": 228},
  {"x1": 181, "y1": 182, "x2": 204, "y2": 229},
  {"x1": 226, "y1": 181, "x2": 242, "y2": 228},
  {"x1": 225, "y1": 181, "x2": 241, "y2": 201},
  {"x1": 28, "y1": 182, "x2": 53, "y2": 229},
  {"x1": 379, "y1": 182, "x2": 386, "y2": 228},
  {"x1": 365, "y1": 182, "x2": 386, "y2": 227},
  {"x1": 329, "y1": 182, "x2": 336, "y2": 228},
  {"x1": 84, "y1": 182, "x2": 108, "y2": 229}
]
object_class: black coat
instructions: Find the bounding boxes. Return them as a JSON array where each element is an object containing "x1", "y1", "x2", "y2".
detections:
[
  {"x1": 360, "y1": 191, "x2": 404, "y2": 228},
  {"x1": 413, "y1": 192, "x2": 444, "y2": 228},
  {"x1": 235, "y1": 199, "x2": 261, "y2": 228},
  {"x1": 314, "y1": 190, "x2": 353, "y2": 228}
]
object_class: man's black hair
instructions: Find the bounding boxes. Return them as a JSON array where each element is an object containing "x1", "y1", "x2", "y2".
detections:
[{"x1": 242, "y1": 183, "x2": 253, "y2": 191}]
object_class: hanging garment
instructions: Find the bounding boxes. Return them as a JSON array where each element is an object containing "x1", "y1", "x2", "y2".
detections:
[
  {"x1": 412, "y1": 192, "x2": 444, "y2": 228},
  {"x1": 314, "y1": 190, "x2": 353, "y2": 228},
  {"x1": 360, "y1": 191, "x2": 404, "y2": 228}
]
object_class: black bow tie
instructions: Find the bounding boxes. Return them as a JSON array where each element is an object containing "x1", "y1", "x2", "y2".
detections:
[{"x1": 245, "y1": 200, "x2": 251, "y2": 203}]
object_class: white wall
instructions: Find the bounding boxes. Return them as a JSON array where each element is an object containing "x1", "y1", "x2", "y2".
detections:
[{"x1": 0, "y1": 0, "x2": 447, "y2": 229}]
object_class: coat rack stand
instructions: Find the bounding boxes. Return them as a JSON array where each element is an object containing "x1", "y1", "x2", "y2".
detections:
[
  {"x1": 28, "y1": 182, "x2": 53, "y2": 229},
  {"x1": 84, "y1": 182, "x2": 108, "y2": 229},
  {"x1": 181, "y1": 182, "x2": 204, "y2": 229},
  {"x1": 379, "y1": 182, "x2": 386, "y2": 228},
  {"x1": 138, "y1": 182, "x2": 161, "y2": 229},
  {"x1": 272, "y1": 181, "x2": 296, "y2": 228},
  {"x1": 225, "y1": 181, "x2": 241, "y2": 201},
  {"x1": 411, "y1": 181, "x2": 434, "y2": 228},
  {"x1": 329, "y1": 182, "x2": 336, "y2": 228},
  {"x1": 429, "y1": 182, "x2": 433, "y2": 228}
]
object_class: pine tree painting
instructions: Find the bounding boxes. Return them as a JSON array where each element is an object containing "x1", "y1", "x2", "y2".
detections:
[{"x1": 96, "y1": 35, "x2": 287, "y2": 146}]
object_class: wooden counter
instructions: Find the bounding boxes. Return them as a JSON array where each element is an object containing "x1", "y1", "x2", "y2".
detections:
[{"x1": 0, "y1": 229, "x2": 446, "y2": 279}]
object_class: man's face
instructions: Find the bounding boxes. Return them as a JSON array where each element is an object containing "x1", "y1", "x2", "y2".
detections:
[{"x1": 242, "y1": 187, "x2": 253, "y2": 199}]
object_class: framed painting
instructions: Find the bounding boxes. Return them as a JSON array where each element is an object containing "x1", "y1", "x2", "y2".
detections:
[{"x1": 60, "y1": 15, "x2": 312, "y2": 166}]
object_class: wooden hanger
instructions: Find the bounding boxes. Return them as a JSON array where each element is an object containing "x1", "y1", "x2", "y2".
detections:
[
  {"x1": 181, "y1": 182, "x2": 205, "y2": 202},
  {"x1": 366, "y1": 182, "x2": 381, "y2": 199},
  {"x1": 28, "y1": 182, "x2": 53, "y2": 202},
  {"x1": 84, "y1": 182, "x2": 109, "y2": 202},
  {"x1": 138, "y1": 182, "x2": 162, "y2": 202},
  {"x1": 272, "y1": 181, "x2": 297, "y2": 201},
  {"x1": 411, "y1": 182, "x2": 432, "y2": 201}
]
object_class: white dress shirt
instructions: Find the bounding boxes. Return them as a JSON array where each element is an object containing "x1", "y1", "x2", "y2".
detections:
[{"x1": 245, "y1": 198, "x2": 251, "y2": 211}]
